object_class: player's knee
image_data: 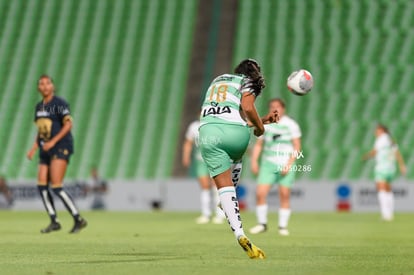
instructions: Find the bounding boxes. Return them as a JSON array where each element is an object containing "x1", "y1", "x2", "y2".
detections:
[
  {"x1": 256, "y1": 192, "x2": 267, "y2": 204},
  {"x1": 279, "y1": 193, "x2": 290, "y2": 203},
  {"x1": 257, "y1": 185, "x2": 269, "y2": 196}
]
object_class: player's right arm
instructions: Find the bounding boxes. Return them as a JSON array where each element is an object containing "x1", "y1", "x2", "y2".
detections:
[
  {"x1": 251, "y1": 138, "x2": 263, "y2": 175},
  {"x1": 27, "y1": 135, "x2": 39, "y2": 160},
  {"x1": 241, "y1": 93, "x2": 264, "y2": 136},
  {"x1": 182, "y1": 138, "x2": 193, "y2": 168},
  {"x1": 362, "y1": 149, "x2": 376, "y2": 161}
]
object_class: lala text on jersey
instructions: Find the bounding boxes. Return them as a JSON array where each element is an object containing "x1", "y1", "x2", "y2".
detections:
[{"x1": 202, "y1": 102, "x2": 231, "y2": 117}]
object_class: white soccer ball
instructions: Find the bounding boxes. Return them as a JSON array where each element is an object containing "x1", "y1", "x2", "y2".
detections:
[{"x1": 287, "y1": 69, "x2": 313, "y2": 96}]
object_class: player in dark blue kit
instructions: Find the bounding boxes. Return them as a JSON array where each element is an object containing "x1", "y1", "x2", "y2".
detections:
[{"x1": 27, "y1": 75, "x2": 87, "y2": 233}]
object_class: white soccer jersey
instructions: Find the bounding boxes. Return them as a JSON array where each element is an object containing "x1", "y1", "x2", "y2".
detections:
[
  {"x1": 185, "y1": 120, "x2": 203, "y2": 160},
  {"x1": 200, "y1": 74, "x2": 257, "y2": 126},
  {"x1": 374, "y1": 133, "x2": 397, "y2": 173},
  {"x1": 260, "y1": 115, "x2": 301, "y2": 166}
]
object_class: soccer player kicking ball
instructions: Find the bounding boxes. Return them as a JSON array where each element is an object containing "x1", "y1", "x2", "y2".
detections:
[{"x1": 198, "y1": 59, "x2": 278, "y2": 259}]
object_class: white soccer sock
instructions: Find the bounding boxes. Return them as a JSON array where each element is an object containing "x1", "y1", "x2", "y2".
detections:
[
  {"x1": 278, "y1": 208, "x2": 291, "y2": 228},
  {"x1": 218, "y1": 186, "x2": 245, "y2": 238},
  {"x1": 386, "y1": 191, "x2": 394, "y2": 220},
  {"x1": 256, "y1": 204, "x2": 268, "y2": 225},
  {"x1": 200, "y1": 189, "x2": 211, "y2": 217},
  {"x1": 377, "y1": 191, "x2": 388, "y2": 219},
  {"x1": 213, "y1": 188, "x2": 225, "y2": 218},
  {"x1": 41, "y1": 190, "x2": 56, "y2": 216}
]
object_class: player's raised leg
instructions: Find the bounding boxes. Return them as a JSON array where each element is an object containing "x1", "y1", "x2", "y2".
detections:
[{"x1": 214, "y1": 169, "x2": 265, "y2": 259}]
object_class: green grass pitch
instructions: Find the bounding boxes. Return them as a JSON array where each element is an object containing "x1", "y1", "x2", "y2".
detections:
[{"x1": 0, "y1": 211, "x2": 413, "y2": 275}]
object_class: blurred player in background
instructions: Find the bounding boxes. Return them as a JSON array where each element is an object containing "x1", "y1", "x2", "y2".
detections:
[
  {"x1": 249, "y1": 98, "x2": 301, "y2": 236},
  {"x1": 363, "y1": 124, "x2": 406, "y2": 221},
  {"x1": 182, "y1": 119, "x2": 225, "y2": 224},
  {"x1": 199, "y1": 59, "x2": 277, "y2": 259},
  {"x1": 27, "y1": 75, "x2": 87, "y2": 233},
  {"x1": 0, "y1": 176, "x2": 13, "y2": 207},
  {"x1": 84, "y1": 167, "x2": 108, "y2": 210}
]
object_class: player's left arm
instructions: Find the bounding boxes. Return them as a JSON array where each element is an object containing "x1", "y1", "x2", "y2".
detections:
[
  {"x1": 395, "y1": 148, "x2": 407, "y2": 176},
  {"x1": 42, "y1": 115, "x2": 72, "y2": 152},
  {"x1": 262, "y1": 109, "x2": 279, "y2": 124},
  {"x1": 247, "y1": 110, "x2": 279, "y2": 127},
  {"x1": 241, "y1": 92, "x2": 264, "y2": 136}
]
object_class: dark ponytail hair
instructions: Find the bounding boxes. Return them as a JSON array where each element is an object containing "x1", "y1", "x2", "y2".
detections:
[
  {"x1": 234, "y1": 59, "x2": 265, "y2": 96},
  {"x1": 377, "y1": 123, "x2": 390, "y2": 134},
  {"x1": 377, "y1": 123, "x2": 396, "y2": 145}
]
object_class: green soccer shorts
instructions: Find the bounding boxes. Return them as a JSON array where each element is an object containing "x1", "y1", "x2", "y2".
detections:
[
  {"x1": 374, "y1": 170, "x2": 397, "y2": 183},
  {"x1": 199, "y1": 123, "x2": 250, "y2": 177},
  {"x1": 194, "y1": 159, "x2": 210, "y2": 178},
  {"x1": 257, "y1": 160, "x2": 295, "y2": 187}
]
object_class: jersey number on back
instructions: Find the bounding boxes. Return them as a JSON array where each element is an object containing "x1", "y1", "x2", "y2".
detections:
[
  {"x1": 208, "y1": 84, "x2": 228, "y2": 102},
  {"x1": 203, "y1": 84, "x2": 231, "y2": 117}
]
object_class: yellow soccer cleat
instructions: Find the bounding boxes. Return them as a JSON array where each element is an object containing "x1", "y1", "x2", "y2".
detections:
[{"x1": 237, "y1": 235, "x2": 266, "y2": 259}]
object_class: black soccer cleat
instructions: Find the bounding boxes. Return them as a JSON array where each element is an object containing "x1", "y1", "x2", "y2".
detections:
[
  {"x1": 41, "y1": 222, "x2": 62, "y2": 234},
  {"x1": 69, "y1": 218, "x2": 87, "y2": 234}
]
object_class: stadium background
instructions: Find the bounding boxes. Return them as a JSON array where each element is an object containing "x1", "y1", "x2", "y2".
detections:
[
  {"x1": 0, "y1": 0, "x2": 413, "y2": 183},
  {"x1": 1, "y1": 2, "x2": 414, "y2": 274}
]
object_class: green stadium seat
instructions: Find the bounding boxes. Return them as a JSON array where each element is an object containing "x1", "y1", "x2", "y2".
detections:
[
  {"x1": 0, "y1": 0, "x2": 197, "y2": 179},
  {"x1": 1, "y1": 0, "x2": 413, "y2": 180},
  {"x1": 235, "y1": 0, "x2": 414, "y2": 179}
]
